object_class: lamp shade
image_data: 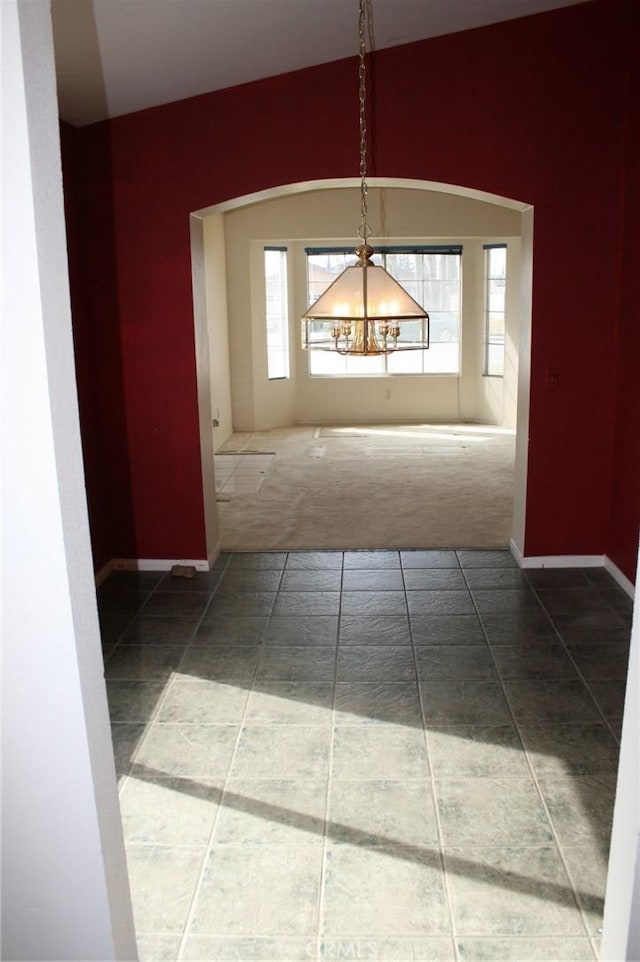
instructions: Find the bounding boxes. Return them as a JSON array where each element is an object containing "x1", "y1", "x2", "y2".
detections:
[
  {"x1": 301, "y1": 247, "x2": 430, "y2": 356},
  {"x1": 303, "y1": 263, "x2": 428, "y2": 322}
]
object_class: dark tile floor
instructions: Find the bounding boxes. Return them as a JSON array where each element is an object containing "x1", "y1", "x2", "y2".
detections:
[{"x1": 98, "y1": 549, "x2": 633, "y2": 962}]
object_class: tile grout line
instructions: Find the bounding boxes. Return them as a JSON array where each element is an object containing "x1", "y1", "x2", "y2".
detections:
[
  {"x1": 176, "y1": 551, "x2": 333, "y2": 957},
  {"x1": 514, "y1": 741, "x2": 599, "y2": 942},
  {"x1": 175, "y1": 550, "x2": 275, "y2": 961},
  {"x1": 101, "y1": 573, "x2": 164, "y2": 664},
  {"x1": 114, "y1": 559, "x2": 233, "y2": 958},
  {"x1": 316, "y1": 553, "x2": 345, "y2": 961},
  {"x1": 523, "y1": 581, "x2": 625, "y2": 747},
  {"x1": 283, "y1": 550, "x2": 340, "y2": 956},
  {"x1": 104, "y1": 549, "x2": 622, "y2": 960},
  {"x1": 109, "y1": 572, "x2": 218, "y2": 785},
  {"x1": 133, "y1": 557, "x2": 231, "y2": 744},
  {"x1": 407, "y1": 554, "x2": 460, "y2": 958},
  {"x1": 519, "y1": 581, "x2": 622, "y2": 941},
  {"x1": 460, "y1": 563, "x2": 594, "y2": 942}
]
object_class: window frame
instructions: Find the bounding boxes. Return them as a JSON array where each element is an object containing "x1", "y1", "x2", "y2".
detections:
[
  {"x1": 305, "y1": 245, "x2": 463, "y2": 378},
  {"x1": 483, "y1": 243, "x2": 507, "y2": 378},
  {"x1": 264, "y1": 246, "x2": 290, "y2": 381}
]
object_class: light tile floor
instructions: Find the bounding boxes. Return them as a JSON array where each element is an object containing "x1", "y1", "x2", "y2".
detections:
[
  {"x1": 98, "y1": 550, "x2": 633, "y2": 962},
  {"x1": 214, "y1": 454, "x2": 275, "y2": 497}
]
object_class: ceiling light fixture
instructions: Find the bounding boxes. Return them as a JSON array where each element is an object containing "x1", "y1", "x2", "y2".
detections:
[{"x1": 301, "y1": 0, "x2": 430, "y2": 357}]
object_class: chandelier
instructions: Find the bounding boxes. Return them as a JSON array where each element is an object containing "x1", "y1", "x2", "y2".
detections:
[{"x1": 301, "y1": 0, "x2": 430, "y2": 357}]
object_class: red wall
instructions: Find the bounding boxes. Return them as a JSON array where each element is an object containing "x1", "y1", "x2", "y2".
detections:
[
  {"x1": 66, "y1": 0, "x2": 639, "y2": 579},
  {"x1": 607, "y1": 0, "x2": 640, "y2": 582},
  {"x1": 61, "y1": 123, "x2": 137, "y2": 571}
]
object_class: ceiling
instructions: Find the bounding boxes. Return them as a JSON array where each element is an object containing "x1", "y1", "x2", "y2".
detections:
[{"x1": 52, "y1": 0, "x2": 592, "y2": 127}]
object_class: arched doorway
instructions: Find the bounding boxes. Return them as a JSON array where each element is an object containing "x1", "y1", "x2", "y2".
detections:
[{"x1": 189, "y1": 178, "x2": 533, "y2": 560}]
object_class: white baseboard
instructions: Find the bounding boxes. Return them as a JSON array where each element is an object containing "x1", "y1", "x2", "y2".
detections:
[
  {"x1": 509, "y1": 541, "x2": 524, "y2": 566},
  {"x1": 95, "y1": 557, "x2": 211, "y2": 580},
  {"x1": 511, "y1": 547, "x2": 605, "y2": 570},
  {"x1": 114, "y1": 558, "x2": 211, "y2": 572},
  {"x1": 95, "y1": 559, "x2": 116, "y2": 587},
  {"x1": 604, "y1": 556, "x2": 636, "y2": 599},
  {"x1": 97, "y1": 544, "x2": 635, "y2": 599},
  {"x1": 208, "y1": 542, "x2": 223, "y2": 567},
  {"x1": 510, "y1": 540, "x2": 635, "y2": 599}
]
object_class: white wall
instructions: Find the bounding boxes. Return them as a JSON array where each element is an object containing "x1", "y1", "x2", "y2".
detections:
[
  {"x1": 224, "y1": 205, "x2": 256, "y2": 431},
  {"x1": 1, "y1": 1, "x2": 136, "y2": 958},
  {"x1": 601, "y1": 541, "x2": 640, "y2": 961},
  {"x1": 202, "y1": 213, "x2": 234, "y2": 445},
  {"x1": 190, "y1": 214, "x2": 221, "y2": 561},
  {"x1": 220, "y1": 187, "x2": 522, "y2": 431},
  {"x1": 511, "y1": 208, "x2": 534, "y2": 557}
]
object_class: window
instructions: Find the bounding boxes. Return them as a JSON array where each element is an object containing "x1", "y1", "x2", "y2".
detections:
[
  {"x1": 484, "y1": 244, "x2": 506, "y2": 377},
  {"x1": 264, "y1": 247, "x2": 289, "y2": 380},
  {"x1": 305, "y1": 247, "x2": 461, "y2": 376}
]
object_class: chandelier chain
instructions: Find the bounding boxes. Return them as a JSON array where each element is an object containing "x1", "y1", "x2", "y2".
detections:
[
  {"x1": 300, "y1": 0, "x2": 430, "y2": 357},
  {"x1": 358, "y1": 0, "x2": 370, "y2": 241}
]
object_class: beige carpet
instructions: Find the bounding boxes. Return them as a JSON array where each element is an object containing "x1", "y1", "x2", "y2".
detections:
[{"x1": 217, "y1": 424, "x2": 516, "y2": 551}]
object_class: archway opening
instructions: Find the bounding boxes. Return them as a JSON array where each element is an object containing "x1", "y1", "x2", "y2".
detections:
[{"x1": 190, "y1": 178, "x2": 533, "y2": 560}]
